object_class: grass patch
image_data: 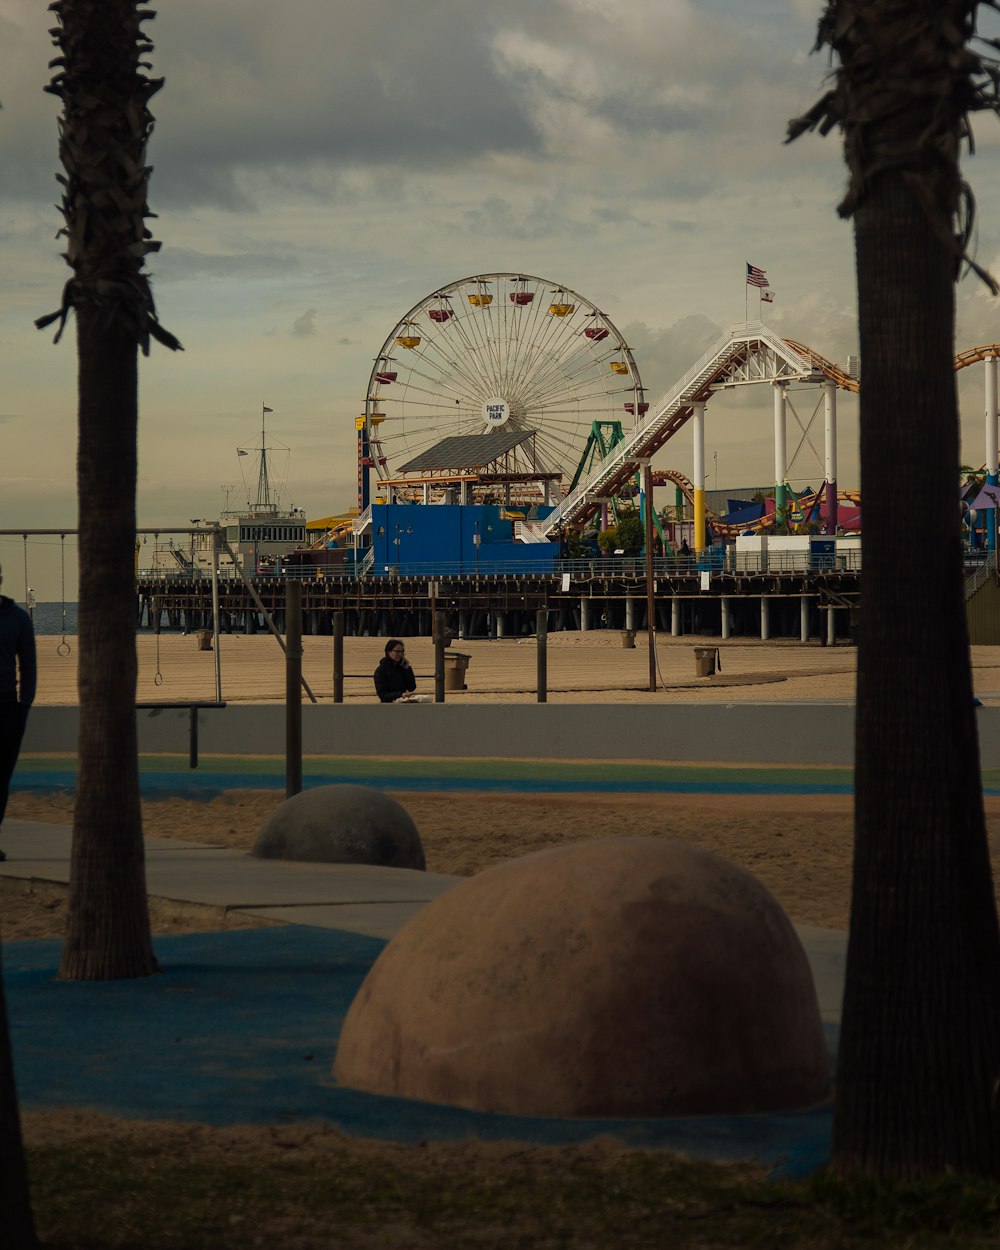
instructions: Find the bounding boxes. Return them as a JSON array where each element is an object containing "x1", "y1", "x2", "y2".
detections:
[{"x1": 26, "y1": 1129, "x2": 1000, "y2": 1249}]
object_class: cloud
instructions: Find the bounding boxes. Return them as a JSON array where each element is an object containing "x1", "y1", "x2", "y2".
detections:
[
  {"x1": 292, "y1": 309, "x2": 318, "y2": 338},
  {"x1": 153, "y1": 247, "x2": 302, "y2": 281}
]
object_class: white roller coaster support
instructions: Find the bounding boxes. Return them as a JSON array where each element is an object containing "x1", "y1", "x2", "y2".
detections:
[
  {"x1": 691, "y1": 403, "x2": 706, "y2": 551},
  {"x1": 824, "y1": 382, "x2": 838, "y2": 534},
  {"x1": 986, "y1": 355, "x2": 998, "y2": 552},
  {"x1": 773, "y1": 383, "x2": 787, "y2": 517},
  {"x1": 540, "y1": 322, "x2": 824, "y2": 538}
]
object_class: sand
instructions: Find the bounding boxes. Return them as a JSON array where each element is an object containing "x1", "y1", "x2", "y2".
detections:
[
  {"x1": 8, "y1": 632, "x2": 1000, "y2": 940},
  {"x1": 7, "y1": 786, "x2": 1000, "y2": 944},
  {"x1": 9, "y1": 631, "x2": 1000, "y2": 1227},
  {"x1": 29, "y1": 630, "x2": 875, "y2": 705}
]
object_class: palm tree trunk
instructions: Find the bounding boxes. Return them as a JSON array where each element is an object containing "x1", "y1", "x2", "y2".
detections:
[
  {"x1": 0, "y1": 943, "x2": 37, "y2": 1249},
  {"x1": 59, "y1": 304, "x2": 156, "y2": 980},
  {"x1": 834, "y1": 173, "x2": 1000, "y2": 1175},
  {"x1": 40, "y1": 0, "x2": 178, "y2": 980}
]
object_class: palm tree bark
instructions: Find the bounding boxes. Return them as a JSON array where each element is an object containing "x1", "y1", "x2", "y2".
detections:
[
  {"x1": 0, "y1": 941, "x2": 37, "y2": 1249},
  {"x1": 60, "y1": 306, "x2": 157, "y2": 978},
  {"x1": 40, "y1": 0, "x2": 180, "y2": 979},
  {"x1": 840, "y1": 173, "x2": 1000, "y2": 1176},
  {"x1": 790, "y1": 0, "x2": 1000, "y2": 1177}
]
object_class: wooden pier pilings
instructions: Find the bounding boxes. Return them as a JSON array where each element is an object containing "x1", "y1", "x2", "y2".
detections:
[{"x1": 135, "y1": 566, "x2": 861, "y2": 643}]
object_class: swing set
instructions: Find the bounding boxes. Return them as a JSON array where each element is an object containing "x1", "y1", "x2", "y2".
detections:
[{"x1": 2, "y1": 527, "x2": 228, "y2": 766}]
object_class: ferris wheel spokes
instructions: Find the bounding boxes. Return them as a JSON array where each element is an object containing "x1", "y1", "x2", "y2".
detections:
[{"x1": 363, "y1": 272, "x2": 645, "y2": 499}]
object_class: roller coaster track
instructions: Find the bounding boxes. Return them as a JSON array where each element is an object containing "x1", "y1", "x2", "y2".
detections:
[
  {"x1": 954, "y1": 344, "x2": 1000, "y2": 369},
  {"x1": 541, "y1": 321, "x2": 841, "y2": 536},
  {"x1": 540, "y1": 324, "x2": 1000, "y2": 536},
  {"x1": 782, "y1": 340, "x2": 859, "y2": 393},
  {"x1": 652, "y1": 468, "x2": 861, "y2": 538}
]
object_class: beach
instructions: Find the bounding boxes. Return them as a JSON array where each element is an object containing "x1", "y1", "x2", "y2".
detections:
[
  {"x1": 8, "y1": 632, "x2": 1000, "y2": 941},
  {"x1": 23, "y1": 630, "x2": 1000, "y2": 705},
  {"x1": 27, "y1": 629, "x2": 869, "y2": 705}
]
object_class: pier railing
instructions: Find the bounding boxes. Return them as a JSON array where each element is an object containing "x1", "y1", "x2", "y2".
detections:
[
  {"x1": 136, "y1": 548, "x2": 863, "y2": 584},
  {"x1": 964, "y1": 549, "x2": 997, "y2": 600}
]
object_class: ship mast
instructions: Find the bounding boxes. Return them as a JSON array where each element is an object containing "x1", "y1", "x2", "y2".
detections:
[{"x1": 256, "y1": 403, "x2": 273, "y2": 509}]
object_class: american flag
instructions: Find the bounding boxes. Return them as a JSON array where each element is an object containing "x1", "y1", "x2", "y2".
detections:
[{"x1": 746, "y1": 263, "x2": 768, "y2": 289}]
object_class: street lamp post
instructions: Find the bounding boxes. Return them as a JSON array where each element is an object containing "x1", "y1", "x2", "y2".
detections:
[{"x1": 394, "y1": 524, "x2": 412, "y2": 575}]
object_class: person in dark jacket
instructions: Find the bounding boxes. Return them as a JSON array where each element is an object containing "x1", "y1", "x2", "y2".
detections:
[
  {"x1": 373, "y1": 639, "x2": 417, "y2": 703},
  {"x1": 0, "y1": 563, "x2": 36, "y2": 859}
]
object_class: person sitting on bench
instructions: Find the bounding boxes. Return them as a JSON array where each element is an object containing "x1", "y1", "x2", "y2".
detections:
[{"x1": 374, "y1": 639, "x2": 431, "y2": 703}]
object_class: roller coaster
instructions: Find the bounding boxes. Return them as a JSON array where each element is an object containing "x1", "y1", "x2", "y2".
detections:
[
  {"x1": 538, "y1": 322, "x2": 1000, "y2": 539},
  {"x1": 650, "y1": 468, "x2": 862, "y2": 540}
]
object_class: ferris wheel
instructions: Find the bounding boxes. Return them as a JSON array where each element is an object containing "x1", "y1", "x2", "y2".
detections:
[{"x1": 361, "y1": 272, "x2": 646, "y2": 503}]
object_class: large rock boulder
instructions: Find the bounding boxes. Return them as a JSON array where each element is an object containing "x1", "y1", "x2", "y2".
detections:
[
  {"x1": 334, "y1": 837, "x2": 829, "y2": 1116},
  {"x1": 252, "y1": 784, "x2": 425, "y2": 870}
]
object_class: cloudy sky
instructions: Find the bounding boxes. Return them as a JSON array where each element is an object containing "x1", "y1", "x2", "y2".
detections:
[{"x1": 3, "y1": 0, "x2": 1000, "y2": 595}]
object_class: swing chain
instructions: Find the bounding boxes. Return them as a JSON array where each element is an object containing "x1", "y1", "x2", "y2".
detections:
[
  {"x1": 57, "y1": 533, "x2": 71, "y2": 656},
  {"x1": 152, "y1": 540, "x2": 163, "y2": 685}
]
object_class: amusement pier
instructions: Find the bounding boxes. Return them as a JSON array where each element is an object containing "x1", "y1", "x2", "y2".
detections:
[{"x1": 10, "y1": 283, "x2": 1000, "y2": 643}]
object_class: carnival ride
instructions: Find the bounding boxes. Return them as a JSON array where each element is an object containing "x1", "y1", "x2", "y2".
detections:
[
  {"x1": 359, "y1": 272, "x2": 643, "y2": 509},
  {"x1": 356, "y1": 283, "x2": 1000, "y2": 546},
  {"x1": 650, "y1": 468, "x2": 862, "y2": 539}
]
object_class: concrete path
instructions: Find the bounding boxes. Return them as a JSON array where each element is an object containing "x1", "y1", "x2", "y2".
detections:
[
  {"x1": 1, "y1": 816, "x2": 846, "y2": 1175},
  {"x1": 0, "y1": 816, "x2": 846, "y2": 1023}
]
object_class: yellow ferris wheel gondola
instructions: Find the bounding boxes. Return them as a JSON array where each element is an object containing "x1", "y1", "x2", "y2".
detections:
[
  {"x1": 610, "y1": 361, "x2": 630, "y2": 375},
  {"x1": 468, "y1": 279, "x2": 493, "y2": 307},
  {"x1": 549, "y1": 290, "x2": 576, "y2": 317},
  {"x1": 394, "y1": 322, "x2": 421, "y2": 349}
]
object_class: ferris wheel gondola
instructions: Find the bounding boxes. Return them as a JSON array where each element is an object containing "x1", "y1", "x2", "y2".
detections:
[{"x1": 360, "y1": 272, "x2": 644, "y2": 506}]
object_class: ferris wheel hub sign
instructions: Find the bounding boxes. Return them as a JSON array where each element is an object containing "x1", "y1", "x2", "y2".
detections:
[{"x1": 483, "y1": 397, "x2": 510, "y2": 427}]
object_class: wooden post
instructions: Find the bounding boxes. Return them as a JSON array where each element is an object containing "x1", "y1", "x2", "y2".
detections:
[
  {"x1": 332, "y1": 609, "x2": 344, "y2": 703},
  {"x1": 644, "y1": 461, "x2": 657, "y2": 691},
  {"x1": 536, "y1": 607, "x2": 548, "y2": 703},
  {"x1": 285, "y1": 579, "x2": 302, "y2": 797},
  {"x1": 434, "y1": 609, "x2": 445, "y2": 703}
]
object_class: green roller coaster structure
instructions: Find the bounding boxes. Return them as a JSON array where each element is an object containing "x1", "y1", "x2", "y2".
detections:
[{"x1": 569, "y1": 421, "x2": 670, "y2": 552}]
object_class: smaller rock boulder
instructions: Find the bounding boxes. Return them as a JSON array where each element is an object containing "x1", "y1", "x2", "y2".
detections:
[{"x1": 252, "y1": 784, "x2": 425, "y2": 869}]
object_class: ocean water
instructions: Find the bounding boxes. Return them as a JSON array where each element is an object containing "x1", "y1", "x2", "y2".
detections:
[
  {"x1": 27, "y1": 602, "x2": 176, "y2": 635},
  {"x1": 27, "y1": 602, "x2": 79, "y2": 636}
]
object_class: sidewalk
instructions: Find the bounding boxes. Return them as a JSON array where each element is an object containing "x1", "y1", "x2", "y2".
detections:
[{"x1": 1, "y1": 816, "x2": 845, "y2": 1177}]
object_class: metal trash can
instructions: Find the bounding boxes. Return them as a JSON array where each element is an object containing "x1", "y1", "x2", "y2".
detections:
[
  {"x1": 443, "y1": 651, "x2": 471, "y2": 691},
  {"x1": 196, "y1": 629, "x2": 214, "y2": 652},
  {"x1": 622, "y1": 630, "x2": 636, "y2": 649},
  {"x1": 693, "y1": 645, "x2": 719, "y2": 677}
]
